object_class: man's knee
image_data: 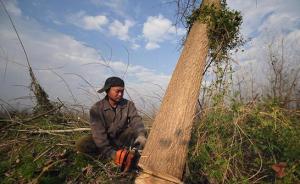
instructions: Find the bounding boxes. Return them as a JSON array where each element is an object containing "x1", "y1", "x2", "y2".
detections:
[{"x1": 76, "y1": 135, "x2": 99, "y2": 155}]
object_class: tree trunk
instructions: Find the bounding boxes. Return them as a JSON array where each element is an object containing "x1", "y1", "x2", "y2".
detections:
[{"x1": 135, "y1": 0, "x2": 221, "y2": 183}]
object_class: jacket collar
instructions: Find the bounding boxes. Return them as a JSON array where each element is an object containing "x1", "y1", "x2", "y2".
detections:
[{"x1": 103, "y1": 96, "x2": 127, "y2": 111}]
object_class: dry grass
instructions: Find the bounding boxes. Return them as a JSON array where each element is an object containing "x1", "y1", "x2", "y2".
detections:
[{"x1": 0, "y1": 111, "x2": 138, "y2": 184}]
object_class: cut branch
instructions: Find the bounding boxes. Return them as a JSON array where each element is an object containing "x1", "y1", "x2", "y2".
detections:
[{"x1": 14, "y1": 128, "x2": 91, "y2": 134}]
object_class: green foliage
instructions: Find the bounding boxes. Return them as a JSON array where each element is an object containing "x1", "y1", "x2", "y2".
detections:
[
  {"x1": 186, "y1": 2, "x2": 243, "y2": 61},
  {"x1": 0, "y1": 161, "x2": 10, "y2": 180},
  {"x1": 185, "y1": 101, "x2": 300, "y2": 183}
]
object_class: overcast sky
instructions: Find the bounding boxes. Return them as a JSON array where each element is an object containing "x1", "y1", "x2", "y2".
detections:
[{"x1": 0, "y1": 0, "x2": 299, "y2": 113}]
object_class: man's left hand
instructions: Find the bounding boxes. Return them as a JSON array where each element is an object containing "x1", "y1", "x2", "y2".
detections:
[{"x1": 134, "y1": 135, "x2": 147, "y2": 149}]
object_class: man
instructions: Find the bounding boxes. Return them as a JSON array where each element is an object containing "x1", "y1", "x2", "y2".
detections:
[{"x1": 76, "y1": 76, "x2": 147, "y2": 171}]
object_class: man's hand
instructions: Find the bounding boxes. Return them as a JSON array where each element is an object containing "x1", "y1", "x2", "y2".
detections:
[
  {"x1": 113, "y1": 149, "x2": 135, "y2": 172},
  {"x1": 134, "y1": 135, "x2": 147, "y2": 149}
]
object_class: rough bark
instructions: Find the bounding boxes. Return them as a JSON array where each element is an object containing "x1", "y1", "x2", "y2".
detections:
[{"x1": 136, "y1": 0, "x2": 221, "y2": 183}]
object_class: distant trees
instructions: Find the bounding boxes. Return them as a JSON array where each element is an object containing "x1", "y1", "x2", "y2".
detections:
[
  {"x1": 231, "y1": 39, "x2": 300, "y2": 108},
  {"x1": 266, "y1": 39, "x2": 300, "y2": 107}
]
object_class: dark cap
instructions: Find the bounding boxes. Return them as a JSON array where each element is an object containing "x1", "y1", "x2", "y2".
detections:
[{"x1": 97, "y1": 76, "x2": 124, "y2": 93}]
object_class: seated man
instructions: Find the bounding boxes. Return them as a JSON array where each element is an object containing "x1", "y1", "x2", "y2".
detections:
[{"x1": 76, "y1": 76, "x2": 147, "y2": 171}]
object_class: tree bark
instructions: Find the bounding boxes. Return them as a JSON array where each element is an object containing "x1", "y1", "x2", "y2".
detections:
[{"x1": 135, "y1": 1, "x2": 221, "y2": 183}]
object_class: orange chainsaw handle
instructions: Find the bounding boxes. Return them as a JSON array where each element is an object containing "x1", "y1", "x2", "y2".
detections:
[{"x1": 114, "y1": 149, "x2": 127, "y2": 166}]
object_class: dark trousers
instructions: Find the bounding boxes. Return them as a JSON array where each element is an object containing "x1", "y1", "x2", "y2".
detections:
[{"x1": 76, "y1": 127, "x2": 137, "y2": 157}]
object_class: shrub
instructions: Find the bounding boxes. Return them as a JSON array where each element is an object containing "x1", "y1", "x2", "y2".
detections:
[{"x1": 185, "y1": 100, "x2": 300, "y2": 183}]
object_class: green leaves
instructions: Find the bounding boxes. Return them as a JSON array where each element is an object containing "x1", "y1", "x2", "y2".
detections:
[{"x1": 186, "y1": 3, "x2": 244, "y2": 61}]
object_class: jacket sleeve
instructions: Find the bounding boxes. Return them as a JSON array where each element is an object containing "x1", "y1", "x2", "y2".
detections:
[
  {"x1": 89, "y1": 104, "x2": 114, "y2": 158},
  {"x1": 128, "y1": 101, "x2": 146, "y2": 137}
]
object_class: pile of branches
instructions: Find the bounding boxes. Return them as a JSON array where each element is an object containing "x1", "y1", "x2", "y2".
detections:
[{"x1": 0, "y1": 110, "x2": 135, "y2": 183}]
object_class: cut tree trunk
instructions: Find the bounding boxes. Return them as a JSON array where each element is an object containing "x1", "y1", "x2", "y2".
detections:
[{"x1": 135, "y1": 0, "x2": 220, "y2": 183}]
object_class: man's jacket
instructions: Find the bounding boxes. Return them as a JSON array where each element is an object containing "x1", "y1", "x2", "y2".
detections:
[{"x1": 89, "y1": 97, "x2": 145, "y2": 157}]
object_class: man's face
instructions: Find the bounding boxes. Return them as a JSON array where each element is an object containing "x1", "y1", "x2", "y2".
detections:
[{"x1": 107, "y1": 86, "x2": 124, "y2": 102}]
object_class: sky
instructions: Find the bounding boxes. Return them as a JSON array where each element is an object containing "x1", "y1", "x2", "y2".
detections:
[{"x1": 0, "y1": 0, "x2": 299, "y2": 113}]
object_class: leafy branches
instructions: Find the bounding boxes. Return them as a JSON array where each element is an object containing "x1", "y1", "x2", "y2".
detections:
[
  {"x1": 186, "y1": 1, "x2": 243, "y2": 61},
  {"x1": 178, "y1": 0, "x2": 244, "y2": 108}
]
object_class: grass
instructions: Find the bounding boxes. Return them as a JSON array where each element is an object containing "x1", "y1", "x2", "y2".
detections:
[{"x1": 184, "y1": 99, "x2": 300, "y2": 183}]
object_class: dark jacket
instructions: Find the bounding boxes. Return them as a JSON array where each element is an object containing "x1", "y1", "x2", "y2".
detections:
[{"x1": 89, "y1": 97, "x2": 145, "y2": 157}]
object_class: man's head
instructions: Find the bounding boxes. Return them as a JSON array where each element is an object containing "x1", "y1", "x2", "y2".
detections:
[{"x1": 98, "y1": 77, "x2": 125, "y2": 102}]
